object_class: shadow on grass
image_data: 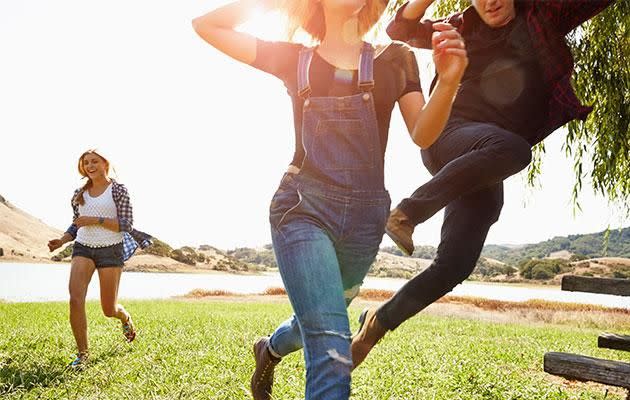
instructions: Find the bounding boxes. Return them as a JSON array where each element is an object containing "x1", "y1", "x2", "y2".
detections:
[{"x1": 0, "y1": 342, "x2": 129, "y2": 396}]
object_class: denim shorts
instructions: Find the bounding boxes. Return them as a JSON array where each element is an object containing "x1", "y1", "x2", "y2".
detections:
[{"x1": 72, "y1": 242, "x2": 124, "y2": 268}]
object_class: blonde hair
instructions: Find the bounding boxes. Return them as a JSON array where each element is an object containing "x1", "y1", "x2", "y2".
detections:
[
  {"x1": 74, "y1": 150, "x2": 111, "y2": 206},
  {"x1": 280, "y1": 0, "x2": 387, "y2": 42}
]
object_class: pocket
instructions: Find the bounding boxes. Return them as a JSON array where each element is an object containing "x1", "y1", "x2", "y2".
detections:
[
  {"x1": 269, "y1": 185, "x2": 301, "y2": 231},
  {"x1": 112, "y1": 243, "x2": 124, "y2": 259},
  {"x1": 313, "y1": 119, "x2": 374, "y2": 170}
]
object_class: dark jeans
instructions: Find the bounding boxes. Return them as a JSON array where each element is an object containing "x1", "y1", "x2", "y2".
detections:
[
  {"x1": 72, "y1": 242, "x2": 124, "y2": 268},
  {"x1": 378, "y1": 119, "x2": 532, "y2": 330}
]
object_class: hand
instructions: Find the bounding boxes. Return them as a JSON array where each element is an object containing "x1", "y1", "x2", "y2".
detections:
[
  {"x1": 432, "y1": 22, "x2": 468, "y2": 86},
  {"x1": 48, "y1": 239, "x2": 63, "y2": 252},
  {"x1": 73, "y1": 216, "x2": 97, "y2": 228}
]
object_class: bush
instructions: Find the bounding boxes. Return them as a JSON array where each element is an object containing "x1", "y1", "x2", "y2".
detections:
[
  {"x1": 530, "y1": 265, "x2": 555, "y2": 280},
  {"x1": 473, "y1": 258, "x2": 517, "y2": 278},
  {"x1": 519, "y1": 258, "x2": 572, "y2": 280},
  {"x1": 143, "y1": 238, "x2": 173, "y2": 257},
  {"x1": 171, "y1": 248, "x2": 197, "y2": 265},
  {"x1": 51, "y1": 244, "x2": 74, "y2": 261}
]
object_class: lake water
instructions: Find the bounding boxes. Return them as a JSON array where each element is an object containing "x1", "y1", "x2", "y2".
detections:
[{"x1": 1, "y1": 263, "x2": 629, "y2": 308}]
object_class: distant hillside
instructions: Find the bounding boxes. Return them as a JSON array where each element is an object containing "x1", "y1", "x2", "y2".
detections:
[
  {"x1": 481, "y1": 227, "x2": 630, "y2": 265},
  {"x1": 379, "y1": 227, "x2": 630, "y2": 265},
  {"x1": 0, "y1": 194, "x2": 63, "y2": 261}
]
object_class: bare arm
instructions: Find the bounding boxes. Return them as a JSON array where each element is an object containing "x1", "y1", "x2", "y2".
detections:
[
  {"x1": 47, "y1": 232, "x2": 74, "y2": 252},
  {"x1": 192, "y1": 0, "x2": 275, "y2": 64},
  {"x1": 399, "y1": 23, "x2": 468, "y2": 149},
  {"x1": 72, "y1": 216, "x2": 120, "y2": 233},
  {"x1": 402, "y1": 0, "x2": 434, "y2": 19},
  {"x1": 387, "y1": 0, "x2": 440, "y2": 47}
]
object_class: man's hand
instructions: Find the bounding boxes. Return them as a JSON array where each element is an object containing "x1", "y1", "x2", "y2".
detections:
[{"x1": 432, "y1": 22, "x2": 468, "y2": 86}]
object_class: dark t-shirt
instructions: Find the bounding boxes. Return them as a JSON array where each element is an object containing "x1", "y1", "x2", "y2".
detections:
[
  {"x1": 252, "y1": 40, "x2": 422, "y2": 167},
  {"x1": 450, "y1": 15, "x2": 550, "y2": 140}
]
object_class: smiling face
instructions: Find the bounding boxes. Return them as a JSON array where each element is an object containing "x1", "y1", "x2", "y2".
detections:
[
  {"x1": 472, "y1": 0, "x2": 516, "y2": 28},
  {"x1": 78, "y1": 152, "x2": 109, "y2": 180}
]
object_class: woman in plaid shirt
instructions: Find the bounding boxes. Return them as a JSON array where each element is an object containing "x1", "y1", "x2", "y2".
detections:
[{"x1": 48, "y1": 149, "x2": 152, "y2": 369}]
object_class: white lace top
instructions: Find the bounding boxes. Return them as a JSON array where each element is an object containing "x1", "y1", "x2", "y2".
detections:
[{"x1": 75, "y1": 184, "x2": 124, "y2": 248}]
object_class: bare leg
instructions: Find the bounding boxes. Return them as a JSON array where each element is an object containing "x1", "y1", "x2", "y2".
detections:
[
  {"x1": 97, "y1": 266, "x2": 129, "y2": 322},
  {"x1": 68, "y1": 257, "x2": 96, "y2": 353}
]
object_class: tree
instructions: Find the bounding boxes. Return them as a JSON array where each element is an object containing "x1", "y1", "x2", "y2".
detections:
[{"x1": 388, "y1": 0, "x2": 630, "y2": 212}]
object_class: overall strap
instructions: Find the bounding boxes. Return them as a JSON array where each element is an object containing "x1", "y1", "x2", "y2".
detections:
[
  {"x1": 358, "y1": 42, "x2": 375, "y2": 92},
  {"x1": 297, "y1": 47, "x2": 315, "y2": 99}
]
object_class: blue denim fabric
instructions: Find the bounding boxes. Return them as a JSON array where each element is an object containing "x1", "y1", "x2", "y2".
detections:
[
  {"x1": 265, "y1": 43, "x2": 390, "y2": 400},
  {"x1": 269, "y1": 174, "x2": 389, "y2": 399}
]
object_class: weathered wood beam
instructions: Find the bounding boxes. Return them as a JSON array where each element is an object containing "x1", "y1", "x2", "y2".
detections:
[
  {"x1": 544, "y1": 352, "x2": 630, "y2": 388},
  {"x1": 561, "y1": 275, "x2": 630, "y2": 297},
  {"x1": 599, "y1": 333, "x2": 630, "y2": 352}
]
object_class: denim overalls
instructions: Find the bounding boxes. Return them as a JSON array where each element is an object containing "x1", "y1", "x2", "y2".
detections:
[{"x1": 267, "y1": 43, "x2": 391, "y2": 399}]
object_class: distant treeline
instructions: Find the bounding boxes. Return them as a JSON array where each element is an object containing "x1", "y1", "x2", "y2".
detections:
[{"x1": 381, "y1": 227, "x2": 630, "y2": 265}]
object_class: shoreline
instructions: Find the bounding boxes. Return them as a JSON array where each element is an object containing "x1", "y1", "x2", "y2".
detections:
[{"x1": 0, "y1": 259, "x2": 565, "y2": 286}]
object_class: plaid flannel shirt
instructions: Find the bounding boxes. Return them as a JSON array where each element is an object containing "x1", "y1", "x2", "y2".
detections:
[
  {"x1": 387, "y1": 0, "x2": 614, "y2": 143},
  {"x1": 65, "y1": 180, "x2": 152, "y2": 261}
]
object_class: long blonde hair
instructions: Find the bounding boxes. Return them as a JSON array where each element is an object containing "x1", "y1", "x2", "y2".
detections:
[
  {"x1": 74, "y1": 150, "x2": 111, "y2": 206},
  {"x1": 280, "y1": 0, "x2": 387, "y2": 42}
]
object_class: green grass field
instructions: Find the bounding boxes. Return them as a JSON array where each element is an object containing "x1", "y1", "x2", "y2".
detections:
[{"x1": 1, "y1": 300, "x2": 628, "y2": 399}]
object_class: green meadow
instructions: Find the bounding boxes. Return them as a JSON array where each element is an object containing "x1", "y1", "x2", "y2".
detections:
[{"x1": 1, "y1": 300, "x2": 628, "y2": 399}]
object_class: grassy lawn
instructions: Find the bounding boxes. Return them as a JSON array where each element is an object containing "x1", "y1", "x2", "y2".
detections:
[{"x1": 1, "y1": 300, "x2": 628, "y2": 399}]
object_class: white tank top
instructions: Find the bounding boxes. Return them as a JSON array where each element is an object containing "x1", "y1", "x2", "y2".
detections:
[{"x1": 75, "y1": 184, "x2": 124, "y2": 247}]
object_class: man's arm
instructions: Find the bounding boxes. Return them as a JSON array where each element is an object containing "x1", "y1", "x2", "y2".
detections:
[
  {"x1": 544, "y1": 0, "x2": 614, "y2": 36},
  {"x1": 387, "y1": 0, "x2": 445, "y2": 49}
]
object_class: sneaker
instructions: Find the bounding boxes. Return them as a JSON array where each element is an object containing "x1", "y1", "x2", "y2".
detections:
[
  {"x1": 122, "y1": 314, "x2": 136, "y2": 343},
  {"x1": 250, "y1": 337, "x2": 281, "y2": 400},
  {"x1": 385, "y1": 208, "x2": 415, "y2": 256},
  {"x1": 351, "y1": 308, "x2": 387, "y2": 369},
  {"x1": 68, "y1": 351, "x2": 89, "y2": 370}
]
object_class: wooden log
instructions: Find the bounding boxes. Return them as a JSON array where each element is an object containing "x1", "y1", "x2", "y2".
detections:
[
  {"x1": 544, "y1": 352, "x2": 630, "y2": 388},
  {"x1": 561, "y1": 275, "x2": 630, "y2": 297},
  {"x1": 599, "y1": 333, "x2": 630, "y2": 352}
]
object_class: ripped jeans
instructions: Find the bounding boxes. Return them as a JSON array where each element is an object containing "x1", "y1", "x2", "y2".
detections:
[{"x1": 268, "y1": 173, "x2": 390, "y2": 399}]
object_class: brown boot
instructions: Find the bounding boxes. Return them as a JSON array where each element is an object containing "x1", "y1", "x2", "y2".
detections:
[
  {"x1": 351, "y1": 308, "x2": 387, "y2": 370},
  {"x1": 250, "y1": 337, "x2": 281, "y2": 400},
  {"x1": 385, "y1": 208, "x2": 415, "y2": 256}
]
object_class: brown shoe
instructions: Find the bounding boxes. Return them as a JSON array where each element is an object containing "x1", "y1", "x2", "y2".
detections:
[
  {"x1": 250, "y1": 337, "x2": 281, "y2": 400},
  {"x1": 385, "y1": 208, "x2": 415, "y2": 256},
  {"x1": 351, "y1": 308, "x2": 387, "y2": 370}
]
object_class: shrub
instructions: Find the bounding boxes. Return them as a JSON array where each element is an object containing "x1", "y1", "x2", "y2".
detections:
[
  {"x1": 51, "y1": 244, "x2": 74, "y2": 261},
  {"x1": 142, "y1": 238, "x2": 173, "y2": 257},
  {"x1": 519, "y1": 258, "x2": 572, "y2": 280}
]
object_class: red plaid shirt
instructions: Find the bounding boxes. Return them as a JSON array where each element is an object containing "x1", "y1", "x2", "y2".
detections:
[{"x1": 387, "y1": 0, "x2": 613, "y2": 143}]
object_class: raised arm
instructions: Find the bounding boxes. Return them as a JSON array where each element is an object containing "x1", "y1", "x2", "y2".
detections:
[
  {"x1": 192, "y1": 0, "x2": 275, "y2": 64},
  {"x1": 387, "y1": 0, "x2": 440, "y2": 48},
  {"x1": 399, "y1": 23, "x2": 468, "y2": 149}
]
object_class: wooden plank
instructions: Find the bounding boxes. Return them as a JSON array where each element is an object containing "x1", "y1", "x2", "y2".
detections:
[
  {"x1": 561, "y1": 275, "x2": 630, "y2": 297},
  {"x1": 544, "y1": 352, "x2": 630, "y2": 388},
  {"x1": 599, "y1": 333, "x2": 630, "y2": 352}
]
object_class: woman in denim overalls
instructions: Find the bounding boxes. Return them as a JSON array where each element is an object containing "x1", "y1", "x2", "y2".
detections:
[{"x1": 193, "y1": 0, "x2": 467, "y2": 398}]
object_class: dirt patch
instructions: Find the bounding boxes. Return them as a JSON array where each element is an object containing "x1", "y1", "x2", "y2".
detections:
[{"x1": 178, "y1": 287, "x2": 630, "y2": 330}]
